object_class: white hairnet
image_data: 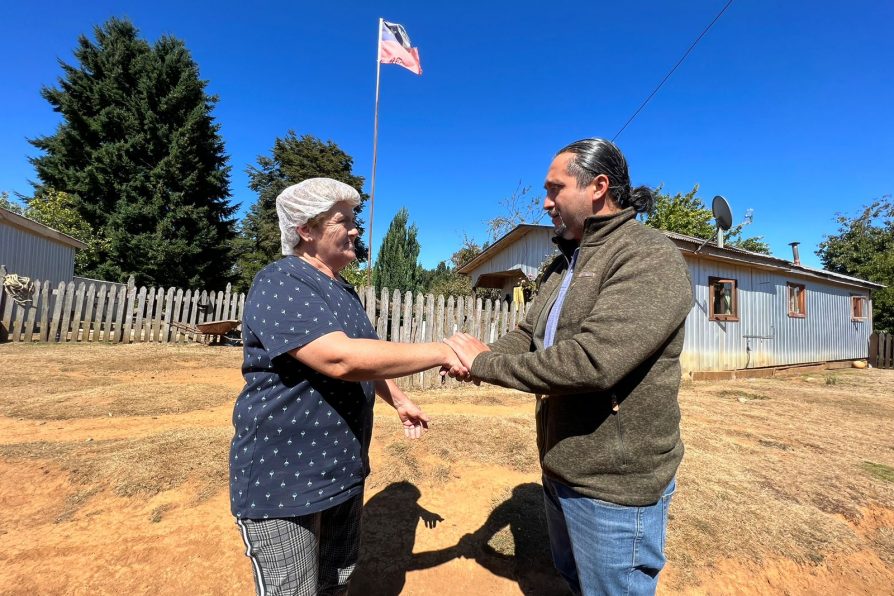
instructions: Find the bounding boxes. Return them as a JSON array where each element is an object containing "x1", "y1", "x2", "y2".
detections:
[{"x1": 276, "y1": 178, "x2": 361, "y2": 255}]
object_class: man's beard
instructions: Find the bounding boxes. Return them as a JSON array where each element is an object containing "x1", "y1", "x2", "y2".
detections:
[{"x1": 549, "y1": 212, "x2": 566, "y2": 238}]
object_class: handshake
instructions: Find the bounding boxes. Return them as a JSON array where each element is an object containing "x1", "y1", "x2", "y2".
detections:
[{"x1": 439, "y1": 332, "x2": 490, "y2": 382}]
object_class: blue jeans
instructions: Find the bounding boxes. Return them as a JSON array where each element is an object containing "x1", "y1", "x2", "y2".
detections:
[{"x1": 542, "y1": 476, "x2": 676, "y2": 596}]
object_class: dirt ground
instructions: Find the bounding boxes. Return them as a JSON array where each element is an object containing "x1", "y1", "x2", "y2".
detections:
[{"x1": 0, "y1": 343, "x2": 892, "y2": 595}]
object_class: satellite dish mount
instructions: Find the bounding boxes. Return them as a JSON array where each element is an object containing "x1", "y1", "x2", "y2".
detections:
[{"x1": 712, "y1": 195, "x2": 733, "y2": 248}]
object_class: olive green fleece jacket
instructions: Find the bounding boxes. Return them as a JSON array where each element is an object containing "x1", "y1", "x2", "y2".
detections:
[{"x1": 470, "y1": 208, "x2": 693, "y2": 506}]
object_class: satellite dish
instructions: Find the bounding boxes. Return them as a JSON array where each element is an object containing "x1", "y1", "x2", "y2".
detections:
[{"x1": 712, "y1": 195, "x2": 733, "y2": 231}]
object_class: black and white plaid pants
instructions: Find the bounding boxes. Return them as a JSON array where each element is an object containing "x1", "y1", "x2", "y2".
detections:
[{"x1": 236, "y1": 495, "x2": 362, "y2": 596}]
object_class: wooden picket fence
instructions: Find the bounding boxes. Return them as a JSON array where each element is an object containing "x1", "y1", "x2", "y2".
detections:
[
  {"x1": 0, "y1": 266, "x2": 529, "y2": 389},
  {"x1": 0, "y1": 266, "x2": 244, "y2": 345},
  {"x1": 356, "y1": 286, "x2": 529, "y2": 389},
  {"x1": 869, "y1": 332, "x2": 893, "y2": 369}
]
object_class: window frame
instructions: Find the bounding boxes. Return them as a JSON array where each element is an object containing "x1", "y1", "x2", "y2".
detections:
[
  {"x1": 786, "y1": 282, "x2": 807, "y2": 318},
  {"x1": 851, "y1": 295, "x2": 868, "y2": 321},
  {"x1": 708, "y1": 276, "x2": 739, "y2": 322}
]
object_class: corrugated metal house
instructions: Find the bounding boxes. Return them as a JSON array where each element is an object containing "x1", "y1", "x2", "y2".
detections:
[
  {"x1": 458, "y1": 225, "x2": 558, "y2": 297},
  {"x1": 459, "y1": 224, "x2": 883, "y2": 374},
  {"x1": 0, "y1": 206, "x2": 87, "y2": 283}
]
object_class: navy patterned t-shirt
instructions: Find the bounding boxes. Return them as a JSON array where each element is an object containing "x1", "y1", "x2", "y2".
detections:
[{"x1": 229, "y1": 256, "x2": 378, "y2": 519}]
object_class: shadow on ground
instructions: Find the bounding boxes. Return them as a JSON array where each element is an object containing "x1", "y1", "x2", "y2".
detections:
[{"x1": 353, "y1": 481, "x2": 567, "y2": 595}]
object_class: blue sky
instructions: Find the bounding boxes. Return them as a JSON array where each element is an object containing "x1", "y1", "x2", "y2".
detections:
[{"x1": 2, "y1": 1, "x2": 892, "y2": 270}]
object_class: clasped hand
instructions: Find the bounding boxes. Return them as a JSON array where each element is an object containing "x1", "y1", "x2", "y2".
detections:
[{"x1": 439, "y1": 333, "x2": 490, "y2": 383}]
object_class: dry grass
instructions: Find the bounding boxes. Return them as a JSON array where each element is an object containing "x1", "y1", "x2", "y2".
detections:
[
  {"x1": 0, "y1": 343, "x2": 892, "y2": 592},
  {"x1": 665, "y1": 369, "x2": 894, "y2": 587},
  {"x1": 0, "y1": 427, "x2": 230, "y2": 519},
  {"x1": 368, "y1": 413, "x2": 538, "y2": 490},
  {"x1": 0, "y1": 381, "x2": 234, "y2": 419},
  {"x1": 0, "y1": 342, "x2": 238, "y2": 419}
]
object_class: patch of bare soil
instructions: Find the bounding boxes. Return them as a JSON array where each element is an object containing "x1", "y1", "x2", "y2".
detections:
[{"x1": 0, "y1": 343, "x2": 892, "y2": 595}]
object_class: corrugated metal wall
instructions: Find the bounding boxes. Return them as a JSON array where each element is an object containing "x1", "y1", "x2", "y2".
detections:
[
  {"x1": 0, "y1": 220, "x2": 77, "y2": 283},
  {"x1": 681, "y1": 256, "x2": 873, "y2": 373},
  {"x1": 469, "y1": 228, "x2": 557, "y2": 286}
]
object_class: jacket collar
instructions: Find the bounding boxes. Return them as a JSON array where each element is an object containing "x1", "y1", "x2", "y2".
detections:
[{"x1": 553, "y1": 207, "x2": 638, "y2": 257}]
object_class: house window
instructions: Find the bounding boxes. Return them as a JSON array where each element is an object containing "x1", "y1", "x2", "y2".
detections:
[
  {"x1": 709, "y1": 277, "x2": 738, "y2": 321},
  {"x1": 851, "y1": 296, "x2": 867, "y2": 320},
  {"x1": 787, "y1": 283, "x2": 807, "y2": 317}
]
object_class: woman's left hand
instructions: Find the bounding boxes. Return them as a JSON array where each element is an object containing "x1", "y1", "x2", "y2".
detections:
[{"x1": 396, "y1": 397, "x2": 430, "y2": 439}]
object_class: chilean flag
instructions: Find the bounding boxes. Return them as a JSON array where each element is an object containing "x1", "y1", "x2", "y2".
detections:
[{"x1": 379, "y1": 21, "x2": 422, "y2": 75}]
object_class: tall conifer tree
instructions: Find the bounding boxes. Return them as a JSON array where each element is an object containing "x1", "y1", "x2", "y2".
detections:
[
  {"x1": 372, "y1": 208, "x2": 420, "y2": 292},
  {"x1": 29, "y1": 18, "x2": 235, "y2": 288}
]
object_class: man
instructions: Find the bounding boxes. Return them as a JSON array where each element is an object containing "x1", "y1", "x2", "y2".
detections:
[{"x1": 446, "y1": 138, "x2": 693, "y2": 595}]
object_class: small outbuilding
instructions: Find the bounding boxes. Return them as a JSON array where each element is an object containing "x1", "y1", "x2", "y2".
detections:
[
  {"x1": 0, "y1": 206, "x2": 87, "y2": 283},
  {"x1": 459, "y1": 223, "x2": 883, "y2": 375}
]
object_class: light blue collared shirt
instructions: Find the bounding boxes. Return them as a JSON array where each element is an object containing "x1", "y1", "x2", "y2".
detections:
[{"x1": 543, "y1": 248, "x2": 579, "y2": 349}]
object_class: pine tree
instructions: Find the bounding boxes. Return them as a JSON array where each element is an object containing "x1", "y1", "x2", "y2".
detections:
[
  {"x1": 28, "y1": 18, "x2": 235, "y2": 288},
  {"x1": 372, "y1": 208, "x2": 420, "y2": 292},
  {"x1": 234, "y1": 132, "x2": 368, "y2": 290}
]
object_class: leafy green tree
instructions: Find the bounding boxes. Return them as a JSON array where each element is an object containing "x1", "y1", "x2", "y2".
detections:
[
  {"x1": 644, "y1": 186, "x2": 714, "y2": 238},
  {"x1": 339, "y1": 261, "x2": 367, "y2": 288},
  {"x1": 418, "y1": 260, "x2": 473, "y2": 297},
  {"x1": 644, "y1": 185, "x2": 770, "y2": 254},
  {"x1": 817, "y1": 197, "x2": 893, "y2": 332},
  {"x1": 28, "y1": 18, "x2": 235, "y2": 288},
  {"x1": 234, "y1": 132, "x2": 368, "y2": 290},
  {"x1": 26, "y1": 189, "x2": 106, "y2": 273},
  {"x1": 0, "y1": 191, "x2": 25, "y2": 215},
  {"x1": 372, "y1": 208, "x2": 420, "y2": 292}
]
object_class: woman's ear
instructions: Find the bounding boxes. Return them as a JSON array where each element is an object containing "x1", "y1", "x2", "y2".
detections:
[{"x1": 297, "y1": 224, "x2": 314, "y2": 244}]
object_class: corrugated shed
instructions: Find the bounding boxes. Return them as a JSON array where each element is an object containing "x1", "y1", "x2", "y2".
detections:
[{"x1": 0, "y1": 208, "x2": 85, "y2": 283}]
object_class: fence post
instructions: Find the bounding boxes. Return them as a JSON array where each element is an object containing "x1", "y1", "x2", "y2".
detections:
[
  {"x1": 365, "y1": 286, "x2": 376, "y2": 327},
  {"x1": 71, "y1": 282, "x2": 86, "y2": 341},
  {"x1": 162, "y1": 288, "x2": 176, "y2": 342},
  {"x1": 390, "y1": 288, "x2": 401, "y2": 344},
  {"x1": 445, "y1": 296, "x2": 456, "y2": 340},
  {"x1": 36, "y1": 281, "x2": 51, "y2": 342},
  {"x1": 0, "y1": 265, "x2": 9, "y2": 342},
  {"x1": 22, "y1": 280, "x2": 42, "y2": 342},
  {"x1": 47, "y1": 281, "x2": 65, "y2": 342},
  {"x1": 57, "y1": 281, "x2": 75, "y2": 343},
  {"x1": 869, "y1": 332, "x2": 879, "y2": 368},
  {"x1": 103, "y1": 285, "x2": 119, "y2": 342},
  {"x1": 401, "y1": 291, "x2": 413, "y2": 344},
  {"x1": 112, "y1": 282, "x2": 129, "y2": 342},
  {"x1": 377, "y1": 286, "x2": 390, "y2": 340},
  {"x1": 884, "y1": 332, "x2": 893, "y2": 369},
  {"x1": 422, "y1": 294, "x2": 435, "y2": 388}
]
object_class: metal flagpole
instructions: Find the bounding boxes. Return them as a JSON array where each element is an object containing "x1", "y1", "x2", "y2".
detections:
[{"x1": 367, "y1": 18, "x2": 384, "y2": 287}]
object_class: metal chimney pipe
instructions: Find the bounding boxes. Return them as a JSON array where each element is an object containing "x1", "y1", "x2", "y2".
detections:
[{"x1": 789, "y1": 242, "x2": 801, "y2": 265}]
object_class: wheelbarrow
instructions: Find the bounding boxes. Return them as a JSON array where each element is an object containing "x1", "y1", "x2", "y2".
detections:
[{"x1": 171, "y1": 319, "x2": 242, "y2": 345}]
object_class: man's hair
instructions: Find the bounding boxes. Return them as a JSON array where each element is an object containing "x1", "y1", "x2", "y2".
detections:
[{"x1": 557, "y1": 138, "x2": 654, "y2": 214}]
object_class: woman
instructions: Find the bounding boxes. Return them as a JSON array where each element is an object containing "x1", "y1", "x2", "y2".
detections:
[{"x1": 229, "y1": 178, "x2": 462, "y2": 596}]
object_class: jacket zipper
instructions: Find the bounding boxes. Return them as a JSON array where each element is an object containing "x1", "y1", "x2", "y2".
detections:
[{"x1": 611, "y1": 393, "x2": 627, "y2": 467}]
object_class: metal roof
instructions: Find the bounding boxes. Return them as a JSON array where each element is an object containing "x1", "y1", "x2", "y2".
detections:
[
  {"x1": 456, "y1": 224, "x2": 551, "y2": 274},
  {"x1": 0, "y1": 206, "x2": 88, "y2": 250},
  {"x1": 459, "y1": 223, "x2": 884, "y2": 290}
]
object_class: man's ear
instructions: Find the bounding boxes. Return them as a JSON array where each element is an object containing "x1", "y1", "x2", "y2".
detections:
[{"x1": 591, "y1": 174, "x2": 610, "y2": 202}]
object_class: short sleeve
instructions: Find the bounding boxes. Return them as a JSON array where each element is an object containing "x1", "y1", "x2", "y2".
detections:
[{"x1": 244, "y1": 266, "x2": 344, "y2": 359}]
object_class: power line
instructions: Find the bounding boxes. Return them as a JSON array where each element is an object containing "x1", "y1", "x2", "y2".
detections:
[{"x1": 612, "y1": 0, "x2": 735, "y2": 142}]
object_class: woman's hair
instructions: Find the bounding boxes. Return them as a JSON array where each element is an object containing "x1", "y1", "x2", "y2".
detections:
[
  {"x1": 557, "y1": 138, "x2": 654, "y2": 213},
  {"x1": 276, "y1": 178, "x2": 361, "y2": 255}
]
